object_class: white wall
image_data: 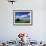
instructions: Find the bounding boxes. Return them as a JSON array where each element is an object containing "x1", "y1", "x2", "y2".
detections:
[{"x1": 0, "y1": 0, "x2": 46, "y2": 42}]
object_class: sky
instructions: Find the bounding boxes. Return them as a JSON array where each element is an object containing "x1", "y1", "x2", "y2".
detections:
[
  {"x1": 16, "y1": 12, "x2": 30, "y2": 16},
  {"x1": 15, "y1": 12, "x2": 32, "y2": 19}
]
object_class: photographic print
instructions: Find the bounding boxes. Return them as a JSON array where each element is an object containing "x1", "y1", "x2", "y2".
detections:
[{"x1": 13, "y1": 10, "x2": 32, "y2": 25}]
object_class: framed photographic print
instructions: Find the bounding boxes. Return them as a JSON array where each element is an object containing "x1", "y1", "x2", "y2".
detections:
[{"x1": 13, "y1": 10, "x2": 32, "y2": 25}]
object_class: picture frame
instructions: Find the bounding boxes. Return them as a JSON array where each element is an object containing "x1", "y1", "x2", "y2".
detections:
[{"x1": 13, "y1": 10, "x2": 33, "y2": 26}]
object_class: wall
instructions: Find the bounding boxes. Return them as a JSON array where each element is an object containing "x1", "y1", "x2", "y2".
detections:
[{"x1": 0, "y1": 0, "x2": 46, "y2": 42}]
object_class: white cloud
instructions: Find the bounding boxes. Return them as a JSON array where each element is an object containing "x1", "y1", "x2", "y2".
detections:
[
  {"x1": 16, "y1": 15, "x2": 20, "y2": 19},
  {"x1": 20, "y1": 15, "x2": 27, "y2": 18},
  {"x1": 28, "y1": 12, "x2": 32, "y2": 19},
  {"x1": 16, "y1": 15, "x2": 27, "y2": 19},
  {"x1": 16, "y1": 12, "x2": 32, "y2": 19},
  {"x1": 28, "y1": 12, "x2": 32, "y2": 16}
]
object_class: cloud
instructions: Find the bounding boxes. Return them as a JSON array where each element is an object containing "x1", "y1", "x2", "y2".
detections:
[
  {"x1": 16, "y1": 15, "x2": 20, "y2": 19},
  {"x1": 20, "y1": 15, "x2": 27, "y2": 18},
  {"x1": 28, "y1": 12, "x2": 32, "y2": 16},
  {"x1": 28, "y1": 12, "x2": 32, "y2": 19},
  {"x1": 16, "y1": 15, "x2": 27, "y2": 19},
  {"x1": 16, "y1": 12, "x2": 32, "y2": 19}
]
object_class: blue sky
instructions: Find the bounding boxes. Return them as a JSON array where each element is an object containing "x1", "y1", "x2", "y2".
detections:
[
  {"x1": 15, "y1": 12, "x2": 30, "y2": 16},
  {"x1": 15, "y1": 12, "x2": 31, "y2": 19}
]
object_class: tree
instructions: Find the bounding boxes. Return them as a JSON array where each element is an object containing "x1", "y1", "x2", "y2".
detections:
[{"x1": 16, "y1": 18, "x2": 20, "y2": 21}]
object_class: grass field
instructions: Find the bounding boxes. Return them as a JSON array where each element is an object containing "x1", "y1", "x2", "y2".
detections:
[{"x1": 15, "y1": 19, "x2": 30, "y2": 23}]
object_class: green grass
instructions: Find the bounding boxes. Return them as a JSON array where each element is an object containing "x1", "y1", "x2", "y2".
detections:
[{"x1": 15, "y1": 20, "x2": 30, "y2": 23}]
